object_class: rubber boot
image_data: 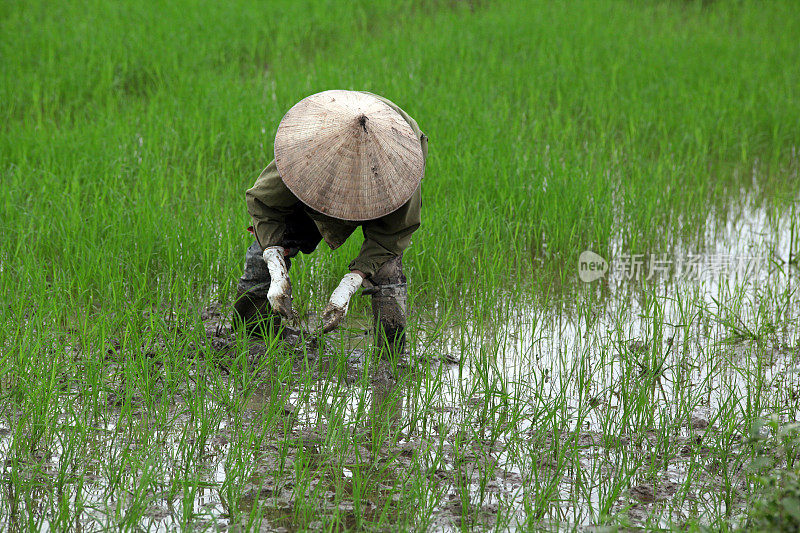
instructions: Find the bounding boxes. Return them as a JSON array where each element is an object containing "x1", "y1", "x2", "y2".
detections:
[
  {"x1": 370, "y1": 256, "x2": 407, "y2": 359},
  {"x1": 232, "y1": 287, "x2": 280, "y2": 338}
]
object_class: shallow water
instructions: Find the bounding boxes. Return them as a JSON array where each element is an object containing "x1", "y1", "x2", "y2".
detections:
[{"x1": 420, "y1": 195, "x2": 799, "y2": 527}]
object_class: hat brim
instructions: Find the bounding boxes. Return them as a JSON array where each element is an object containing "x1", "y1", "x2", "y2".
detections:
[{"x1": 274, "y1": 90, "x2": 424, "y2": 221}]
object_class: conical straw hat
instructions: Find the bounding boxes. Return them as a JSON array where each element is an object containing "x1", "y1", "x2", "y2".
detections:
[{"x1": 274, "y1": 90, "x2": 425, "y2": 221}]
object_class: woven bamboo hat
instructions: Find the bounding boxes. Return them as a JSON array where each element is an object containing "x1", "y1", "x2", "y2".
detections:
[{"x1": 274, "y1": 90, "x2": 424, "y2": 221}]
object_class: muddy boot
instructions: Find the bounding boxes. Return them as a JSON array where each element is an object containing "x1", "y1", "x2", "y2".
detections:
[
  {"x1": 369, "y1": 256, "x2": 407, "y2": 359},
  {"x1": 232, "y1": 287, "x2": 280, "y2": 337}
]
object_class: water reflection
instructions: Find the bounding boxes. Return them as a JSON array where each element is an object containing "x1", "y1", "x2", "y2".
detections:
[{"x1": 369, "y1": 359, "x2": 405, "y2": 445}]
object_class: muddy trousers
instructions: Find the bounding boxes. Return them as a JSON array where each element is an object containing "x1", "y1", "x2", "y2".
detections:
[{"x1": 234, "y1": 241, "x2": 408, "y2": 355}]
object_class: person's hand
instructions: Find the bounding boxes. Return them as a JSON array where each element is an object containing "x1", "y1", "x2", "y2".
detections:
[
  {"x1": 322, "y1": 272, "x2": 364, "y2": 333},
  {"x1": 263, "y1": 246, "x2": 295, "y2": 320}
]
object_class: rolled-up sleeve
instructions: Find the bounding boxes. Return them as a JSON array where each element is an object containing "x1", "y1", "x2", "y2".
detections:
[
  {"x1": 245, "y1": 159, "x2": 299, "y2": 249},
  {"x1": 348, "y1": 184, "x2": 421, "y2": 278}
]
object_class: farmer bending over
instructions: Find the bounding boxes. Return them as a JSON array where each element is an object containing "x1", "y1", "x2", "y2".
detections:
[{"x1": 233, "y1": 90, "x2": 428, "y2": 355}]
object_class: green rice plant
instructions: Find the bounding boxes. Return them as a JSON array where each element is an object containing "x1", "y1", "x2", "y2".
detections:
[{"x1": 1, "y1": 0, "x2": 800, "y2": 530}]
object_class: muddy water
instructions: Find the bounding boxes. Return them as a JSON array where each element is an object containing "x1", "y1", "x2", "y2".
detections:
[
  {"x1": 421, "y1": 196, "x2": 799, "y2": 527},
  {"x1": 0, "y1": 198, "x2": 797, "y2": 531}
]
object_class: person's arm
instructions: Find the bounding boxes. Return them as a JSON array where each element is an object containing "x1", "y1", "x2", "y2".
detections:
[
  {"x1": 245, "y1": 159, "x2": 299, "y2": 249},
  {"x1": 348, "y1": 184, "x2": 421, "y2": 279},
  {"x1": 245, "y1": 159, "x2": 300, "y2": 318},
  {"x1": 322, "y1": 186, "x2": 421, "y2": 332}
]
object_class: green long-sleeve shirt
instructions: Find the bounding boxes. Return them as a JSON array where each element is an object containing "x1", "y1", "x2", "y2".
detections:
[{"x1": 246, "y1": 93, "x2": 427, "y2": 278}]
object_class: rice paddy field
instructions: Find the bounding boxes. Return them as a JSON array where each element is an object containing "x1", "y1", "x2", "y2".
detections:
[{"x1": 2, "y1": 0, "x2": 800, "y2": 530}]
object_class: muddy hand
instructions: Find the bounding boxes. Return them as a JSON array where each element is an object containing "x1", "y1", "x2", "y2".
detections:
[
  {"x1": 322, "y1": 272, "x2": 364, "y2": 333},
  {"x1": 263, "y1": 246, "x2": 295, "y2": 320}
]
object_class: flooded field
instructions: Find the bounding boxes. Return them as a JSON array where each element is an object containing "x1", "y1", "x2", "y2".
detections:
[
  {"x1": 2, "y1": 198, "x2": 797, "y2": 531},
  {"x1": 3, "y1": 0, "x2": 800, "y2": 530}
]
